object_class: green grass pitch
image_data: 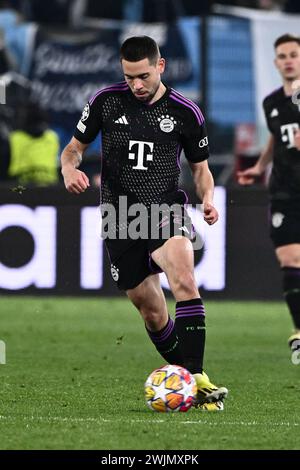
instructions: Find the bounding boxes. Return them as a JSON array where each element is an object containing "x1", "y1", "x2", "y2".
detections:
[{"x1": 0, "y1": 296, "x2": 299, "y2": 450}]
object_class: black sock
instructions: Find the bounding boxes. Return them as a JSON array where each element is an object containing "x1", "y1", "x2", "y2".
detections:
[
  {"x1": 175, "y1": 298, "x2": 206, "y2": 374},
  {"x1": 146, "y1": 316, "x2": 183, "y2": 365},
  {"x1": 282, "y1": 267, "x2": 300, "y2": 329}
]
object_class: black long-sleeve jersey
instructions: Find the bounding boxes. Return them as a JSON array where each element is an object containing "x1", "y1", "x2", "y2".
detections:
[
  {"x1": 74, "y1": 82, "x2": 209, "y2": 208},
  {"x1": 263, "y1": 86, "x2": 300, "y2": 201}
]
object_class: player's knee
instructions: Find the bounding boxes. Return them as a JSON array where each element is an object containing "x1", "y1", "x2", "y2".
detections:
[{"x1": 172, "y1": 272, "x2": 198, "y2": 299}]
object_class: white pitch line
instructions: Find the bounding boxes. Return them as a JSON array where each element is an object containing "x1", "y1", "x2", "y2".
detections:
[
  {"x1": 181, "y1": 421, "x2": 300, "y2": 427},
  {"x1": 0, "y1": 415, "x2": 299, "y2": 427},
  {"x1": 133, "y1": 419, "x2": 300, "y2": 427}
]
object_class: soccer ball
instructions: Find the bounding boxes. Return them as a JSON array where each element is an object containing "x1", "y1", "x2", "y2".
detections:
[{"x1": 144, "y1": 364, "x2": 197, "y2": 412}]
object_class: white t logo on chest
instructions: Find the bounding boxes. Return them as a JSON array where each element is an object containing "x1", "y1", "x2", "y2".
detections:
[
  {"x1": 280, "y1": 123, "x2": 299, "y2": 148},
  {"x1": 128, "y1": 140, "x2": 154, "y2": 170}
]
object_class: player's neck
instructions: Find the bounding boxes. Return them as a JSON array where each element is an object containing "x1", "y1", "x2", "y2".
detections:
[
  {"x1": 149, "y1": 83, "x2": 166, "y2": 104},
  {"x1": 283, "y1": 78, "x2": 300, "y2": 97}
]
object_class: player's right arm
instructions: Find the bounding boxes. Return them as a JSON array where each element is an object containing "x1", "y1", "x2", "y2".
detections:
[
  {"x1": 61, "y1": 92, "x2": 103, "y2": 194},
  {"x1": 237, "y1": 134, "x2": 274, "y2": 185},
  {"x1": 61, "y1": 137, "x2": 90, "y2": 194}
]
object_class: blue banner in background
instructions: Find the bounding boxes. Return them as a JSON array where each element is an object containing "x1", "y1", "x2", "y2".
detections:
[
  {"x1": 25, "y1": 21, "x2": 200, "y2": 150},
  {"x1": 27, "y1": 28, "x2": 121, "y2": 131}
]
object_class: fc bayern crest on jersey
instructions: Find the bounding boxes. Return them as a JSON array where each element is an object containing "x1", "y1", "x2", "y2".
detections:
[
  {"x1": 158, "y1": 115, "x2": 177, "y2": 133},
  {"x1": 81, "y1": 104, "x2": 90, "y2": 122},
  {"x1": 110, "y1": 264, "x2": 119, "y2": 281},
  {"x1": 272, "y1": 212, "x2": 285, "y2": 228}
]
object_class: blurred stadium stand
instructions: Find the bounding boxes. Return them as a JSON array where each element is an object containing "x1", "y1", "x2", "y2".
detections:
[{"x1": 1, "y1": 1, "x2": 298, "y2": 187}]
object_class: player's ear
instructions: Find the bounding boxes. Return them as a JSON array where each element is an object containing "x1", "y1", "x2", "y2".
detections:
[{"x1": 157, "y1": 58, "x2": 165, "y2": 74}]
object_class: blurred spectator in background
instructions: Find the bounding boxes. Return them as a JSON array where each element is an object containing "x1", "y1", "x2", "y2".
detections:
[
  {"x1": 85, "y1": 0, "x2": 212, "y2": 22},
  {"x1": 0, "y1": 71, "x2": 30, "y2": 129},
  {"x1": 0, "y1": 0, "x2": 23, "y2": 58},
  {"x1": 0, "y1": 30, "x2": 15, "y2": 73},
  {"x1": 1, "y1": 102, "x2": 59, "y2": 186},
  {"x1": 0, "y1": 0, "x2": 28, "y2": 72},
  {"x1": 85, "y1": 0, "x2": 124, "y2": 20},
  {"x1": 0, "y1": 0, "x2": 22, "y2": 25},
  {"x1": 0, "y1": 71, "x2": 32, "y2": 182},
  {"x1": 123, "y1": 0, "x2": 212, "y2": 22},
  {"x1": 21, "y1": 0, "x2": 84, "y2": 26},
  {"x1": 0, "y1": 42, "x2": 11, "y2": 181}
]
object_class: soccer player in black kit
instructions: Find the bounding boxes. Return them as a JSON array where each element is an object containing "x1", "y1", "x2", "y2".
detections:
[
  {"x1": 61, "y1": 36, "x2": 228, "y2": 411},
  {"x1": 238, "y1": 34, "x2": 300, "y2": 354}
]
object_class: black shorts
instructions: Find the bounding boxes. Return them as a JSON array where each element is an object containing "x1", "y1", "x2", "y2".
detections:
[
  {"x1": 270, "y1": 200, "x2": 300, "y2": 248},
  {"x1": 104, "y1": 207, "x2": 195, "y2": 290}
]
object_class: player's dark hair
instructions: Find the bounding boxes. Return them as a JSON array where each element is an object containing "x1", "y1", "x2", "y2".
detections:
[
  {"x1": 274, "y1": 34, "x2": 300, "y2": 49},
  {"x1": 120, "y1": 36, "x2": 160, "y2": 65}
]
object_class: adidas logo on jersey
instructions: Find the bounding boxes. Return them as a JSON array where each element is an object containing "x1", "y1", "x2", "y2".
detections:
[
  {"x1": 178, "y1": 226, "x2": 190, "y2": 234},
  {"x1": 270, "y1": 108, "x2": 279, "y2": 117},
  {"x1": 114, "y1": 115, "x2": 128, "y2": 124}
]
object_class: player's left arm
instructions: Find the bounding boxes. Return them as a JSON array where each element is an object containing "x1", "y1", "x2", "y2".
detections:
[
  {"x1": 180, "y1": 105, "x2": 217, "y2": 224},
  {"x1": 189, "y1": 160, "x2": 218, "y2": 225}
]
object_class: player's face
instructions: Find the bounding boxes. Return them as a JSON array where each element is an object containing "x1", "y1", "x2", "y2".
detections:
[
  {"x1": 275, "y1": 42, "x2": 300, "y2": 81},
  {"x1": 122, "y1": 57, "x2": 165, "y2": 102}
]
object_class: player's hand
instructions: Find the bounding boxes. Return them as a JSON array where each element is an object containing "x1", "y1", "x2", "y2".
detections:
[
  {"x1": 236, "y1": 166, "x2": 261, "y2": 185},
  {"x1": 62, "y1": 168, "x2": 90, "y2": 194},
  {"x1": 294, "y1": 129, "x2": 300, "y2": 150},
  {"x1": 203, "y1": 202, "x2": 218, "y2": 225}
]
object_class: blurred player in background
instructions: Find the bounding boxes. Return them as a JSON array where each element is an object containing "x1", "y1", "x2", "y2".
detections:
[
  {"x1": 61, "y1": 36, "x2": 228, "y2": 410},
  {"x1": 238, "y1": 34, "x2": 300, "y2": 353}
]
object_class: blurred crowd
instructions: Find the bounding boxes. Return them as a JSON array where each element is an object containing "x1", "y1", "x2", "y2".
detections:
[
  {"x1": 0, "y1": 0, "x2": 299, "y2": 188},
  {"x1": 1, "y1": 1, "x2": 299, "y2": 25}
]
